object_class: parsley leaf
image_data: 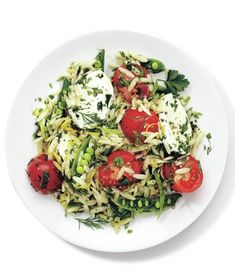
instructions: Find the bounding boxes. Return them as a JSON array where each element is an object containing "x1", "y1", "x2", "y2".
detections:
[
  {"x1": 165, "y1": 70, "x2": 190, "y2": 95},
  {"x1": 155, "y1": 70, "x2": 190, "y2": 96}
]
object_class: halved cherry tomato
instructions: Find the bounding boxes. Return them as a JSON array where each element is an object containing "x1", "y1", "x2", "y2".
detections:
[
  {"x1": 27, "y1": 154, "x2": 63, "y2": 194},
  {"x1": 98, "y1": 150, "x2": 142, "y2": 189},
  {"x1": 162, "y1": 156, "x2": 203, "y2": 193},
  {"x1": 112, "y1": 64, "x2": 151, "y2": 103},
  {"x1": 98, "y1": 164, "x2": 120, "y2": 187},
  {"x1": 120, "y1": 109, "x2": 159, "y2": 144}
]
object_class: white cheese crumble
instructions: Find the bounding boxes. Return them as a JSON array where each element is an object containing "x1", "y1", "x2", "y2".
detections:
[
  {"x1": 157, "y1": 93, "x2": 192, "y2": 154},
  {"x1": 66, "y1": 70, "x2": 114, "y2": 129}
]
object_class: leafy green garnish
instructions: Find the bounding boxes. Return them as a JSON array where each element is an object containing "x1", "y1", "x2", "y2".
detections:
[
  {"x1": 79, "y1": 112, "x2": 100, "y2": 125},
  {"x1": 165, "y1": 70, "x2": 190, "y2": 95},
  {"x1": 156, "y1": 70, "x2": 190, "y2": 96},
  {"x1": 204, "y1": 133, "x2": 212, "y2": 155},
  {"x1": 40, "y1": 171, "x2": 49, "y2": 189},
  {"x1": 113, "y1": 157, "x2": 124, "y2": 167},
  {"x1": 97, "y1": 101, "x2": 103, "y2": 111},
  {"x1": 75, "y1": 216, "x2": 107, "y2": 230}
]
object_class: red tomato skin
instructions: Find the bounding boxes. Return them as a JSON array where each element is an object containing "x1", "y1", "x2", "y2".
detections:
[
  {"x1": 120, "y1": 109, "x2": 159, "y2": 144},
  {"x1": 173, "y1": 156, "x2": 203, "y2": 193},
  {"x1": 98, "y1": 164, "x2": 119, "y2": 187},
  {"x1": 98, "y1": 150, "x2": 143, "y2": 189},
  {"x1": 27, "y1": 154, "x2": 63, "y2": 194},
  {"x1": 108, "y1": 150, "x2": 135, "y2": 166}
]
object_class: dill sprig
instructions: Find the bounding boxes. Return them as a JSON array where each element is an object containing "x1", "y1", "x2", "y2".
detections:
[{"x1": 75, "y1": 216, "x2": 107, "y2": 230}]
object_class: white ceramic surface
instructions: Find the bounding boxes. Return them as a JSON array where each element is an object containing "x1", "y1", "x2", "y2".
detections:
[{"x1": 6, "y1": 31, "x2": 228, "y2": 252}]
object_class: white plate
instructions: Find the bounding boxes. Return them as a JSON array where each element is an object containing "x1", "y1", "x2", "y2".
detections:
[{"x1": 6, "y1": 31, "x2": 228, "y2": 252}]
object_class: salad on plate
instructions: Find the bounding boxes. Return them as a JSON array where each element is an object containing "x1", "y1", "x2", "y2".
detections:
[{"x1": 27, "y1": 49, "x2": 207, "y2": 231}]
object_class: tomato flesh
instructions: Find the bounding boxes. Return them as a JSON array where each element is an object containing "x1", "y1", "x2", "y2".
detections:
[
  {"x1": 120, "y1": 109, "x2": 159, "y2": 144},
  {"x1": 27, "y1": 154, "x2": 63, "y2": 194},
  {"x1": 162, "y1": 156, "x2": 203, "y2": 193},
  {"x1": 112, "y1": 64, "x2": 151, "y2": 103},
  {"x1": 98, "y1": 150, "x2": 142, "y2": 189},
  {"x1": 162, "y1": 163, "x2": 177, "y2": 180}
]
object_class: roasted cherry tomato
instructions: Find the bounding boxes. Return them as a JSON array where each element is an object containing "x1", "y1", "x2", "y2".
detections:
[
  {"x1": 162, "y1": 156, "x2": 203, "y2": 193},
  {"x1": 112, "y1": 64, "x2": 151, "y2": 103},
  {"x1": 27, "y1": 154, "x2": 63, "y2": 194},
  {"x1": 98, "y1": 150, "x2": 142, "y2": 189},
  {"x1": 120, "y1": 109, "x2": 159, "y2": 144}
]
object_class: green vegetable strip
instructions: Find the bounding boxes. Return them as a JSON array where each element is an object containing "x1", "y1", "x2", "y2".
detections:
[
  {"x1": 58, "y1": 78, "x2": 71, "y2": 109},
  {"x1": 140, "y1": 58, "x2": 165, "y2": 73},
  {"x1": 71, "y1": 136, "x2": 91, "y2": 176},
  {"x1": 113, "y1": 193, "x2": 182, "y2": 215},
  {"x1": 154, "y1": 173, "x2": 165, "y2": 218}
]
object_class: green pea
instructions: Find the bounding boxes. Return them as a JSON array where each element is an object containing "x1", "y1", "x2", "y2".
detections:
[
  {"x1": 151, "y1": 61, "x2": 158, "y2": 71},
  {"x1": 130, "y1": 201, "x2": 134, "y2": 207},
  {"x1": 76, "y1": 166, "x2": 84, "y2": 175},
  {"x1": 80, "y1": 159, "x2": 89, "y2": 166},
  {"x1": 94, "y1": 60, "x2": 102, "y2": 69},
  {"x1": 144, "y1": 199, "x2": 149, "y2": 207},
  {"x1": 86, "y1": 147, "x2": 94, "y2": 155},
  {"x1": 137, "y1": 200, "x2": 143, "y2": 208},
  {"x1": 121, "y1": 199, "x2": 126, "y2": 206},
  {"x1": 83, "y1": 153, "x2": 92, "y2": 162},
  {"x1": 155, "y1": 200, "x2": 160, "y2": 209}
]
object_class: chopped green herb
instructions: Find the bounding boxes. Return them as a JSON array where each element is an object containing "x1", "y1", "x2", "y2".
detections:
[
  {"x1": 97, "y1": 101, "x2": 103, "y2": 111},
  {"x1": 40, "y1": 171, "x2": 49, "y2": 189},
  {"x1": 113, "y1": 157, "x2": 124, "y2": 167},
  {"x1": 105, "y1": 94, "x2": 112, "y2": 107},
  {"x1": 75, "y1": 216, "x2": 107, "y2": 230},
  {"x1": 204, "y1": 133, "x2": 212, "y2": 155}
]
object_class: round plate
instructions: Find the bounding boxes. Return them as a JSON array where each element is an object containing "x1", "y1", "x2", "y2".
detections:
[{"x1": 6, "y1": 31, "x2": 228, "y2": 252}]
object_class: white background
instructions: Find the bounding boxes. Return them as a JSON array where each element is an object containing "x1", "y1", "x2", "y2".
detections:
[{"x1": 0, "y1": 0, "x2": 235, "y2": 279}]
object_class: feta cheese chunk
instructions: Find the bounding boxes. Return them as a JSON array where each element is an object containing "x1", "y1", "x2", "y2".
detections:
[
  {"x1": 157, "y1": 93, "x2": 192, "y2": 154},
  {"x1": 66, "y1": 70, "x2": 114, "y2": 129}
]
